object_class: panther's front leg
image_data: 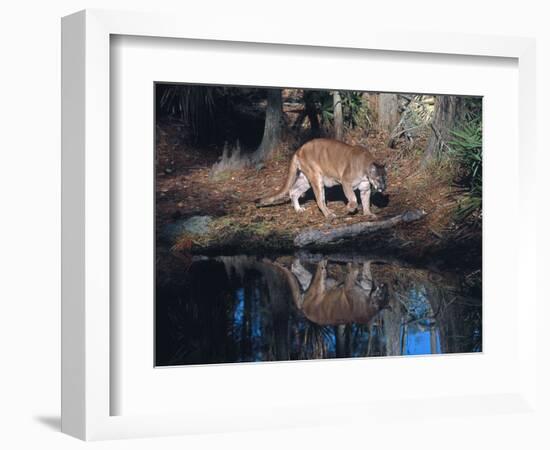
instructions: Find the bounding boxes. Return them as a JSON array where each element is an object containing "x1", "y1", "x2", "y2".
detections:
[
  {"x1": 342, "y1": 182, "x2": 358, "y2": 214},
  {"x1": 359, "y1": 184, "x2": 377, "y2": 218}
]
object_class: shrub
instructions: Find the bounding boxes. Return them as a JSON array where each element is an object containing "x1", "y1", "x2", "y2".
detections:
[{"x1": 448, "y1": 119, "x2": 482, "y2": 222}]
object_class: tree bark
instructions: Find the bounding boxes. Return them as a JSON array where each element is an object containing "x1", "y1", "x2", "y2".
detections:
[
  {"x1": 251, "y1": 88, "x2": 283, "y2": 163},
  {"x1": 292, "y1": 109, "x2": 307, "y2": 131},
  {"x1": 332, "y1": 91, "x2": 344, "y2": 140},
  {"x1": 294, "y1": 210, "x2": 426, "y2": 247},
  {"x1": 378, "y1": 93, "x2": 400, "y2": 133},
  {"x1": 304, "y1": 90, "x2": 321, "y2": 138},
  {"x1": 423, "y1": 95, "x2": 466, "y2": 166}
]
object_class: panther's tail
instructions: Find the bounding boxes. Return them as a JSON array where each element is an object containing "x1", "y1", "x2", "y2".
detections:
[{"x1": 255, "y1": 154, "x2": 299, "y2": 206}]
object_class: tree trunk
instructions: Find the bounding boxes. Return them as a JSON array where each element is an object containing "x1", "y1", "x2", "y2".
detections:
[
  {"x1": 304, "y1": 90, "x2": 321, "y2": 138},
  {"x1": 378, "y1": 93, "x2": 400, "y2": 133},
  {"x1": 335, "y1": 325, "x2": 347, "y2": 358},
  {"x1": 364, "y1": 93, "x2": 379, "y2": 123},
  {"x1": 333, "y1": 91, "x2": 344, "y2": 140},
  {"x1": 423, "y1": 95, "x2": 466, "y2": 166},
  {"x1": 251, "y1": 88, "x2": 283, "y2": 163},
  {"x1": 294, "y1": 210, "x2": 426, "y2": 247},
  {"x1": 292, "y1": 109, "x2": 307, "y2": 131}
]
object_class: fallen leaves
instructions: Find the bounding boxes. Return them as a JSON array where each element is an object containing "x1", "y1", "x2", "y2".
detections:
[{"x1": 156, "y1": 122, "x2": 470, "y2": 255}]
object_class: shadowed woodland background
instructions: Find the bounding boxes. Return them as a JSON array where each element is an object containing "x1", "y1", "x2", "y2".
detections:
[{"x1": 155, "y1": 85, "x2": 482, "y2": 261}]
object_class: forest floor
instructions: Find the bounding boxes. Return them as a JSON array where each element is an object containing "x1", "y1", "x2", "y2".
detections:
[{"x1": 156, "y1": 120, "x2": 481, "y2": 268}]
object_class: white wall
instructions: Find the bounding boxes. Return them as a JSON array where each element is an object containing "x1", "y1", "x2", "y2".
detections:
[{"x1": 0, "y1": 1, "x2": 548, "y2": 449}]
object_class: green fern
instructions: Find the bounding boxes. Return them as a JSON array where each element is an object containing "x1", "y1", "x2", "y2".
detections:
[{"x1": 448, "y1": 117, "x2": 482, "y2": 223}]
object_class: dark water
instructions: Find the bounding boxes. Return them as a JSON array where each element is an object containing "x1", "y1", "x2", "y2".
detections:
[{"x1": 155, "y1": 253, "x2": 482, "y2": 366}]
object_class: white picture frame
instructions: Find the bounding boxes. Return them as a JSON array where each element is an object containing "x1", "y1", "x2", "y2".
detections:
[{"x1": 61, "y1": 9, "x2": 538, "y2": 441}]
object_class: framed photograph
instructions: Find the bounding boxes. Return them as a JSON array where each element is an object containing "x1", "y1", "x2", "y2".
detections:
[
  {"x1": 62, "y1": 9, "x2": 537, "y2": 441},
  {"x1": 153, "y1": 83, "x2": 483, "y2": 368}
]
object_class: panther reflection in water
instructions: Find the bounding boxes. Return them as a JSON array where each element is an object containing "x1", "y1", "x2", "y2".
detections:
[{"x1": 279, "y1": 259, "x2": 390, "y2": 326}]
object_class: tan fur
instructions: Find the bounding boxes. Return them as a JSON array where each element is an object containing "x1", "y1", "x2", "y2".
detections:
[
  {"x1": 272, "y1": 259, "x2": 389, "y2": 326},
  {"x1": 256, "y1": 138, "x2": 386, "y2": 218},
  {"x1": 300, "y1": 261, "x2": 388, "y2": 325}
]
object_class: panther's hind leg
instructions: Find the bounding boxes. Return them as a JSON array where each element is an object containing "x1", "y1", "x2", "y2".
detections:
[
  {"x1": 289, "y1": 172, "x2": 310, "y2": 212},
  {"x1": 309, "y1": 173, "x2": 335, "y2": 218}
]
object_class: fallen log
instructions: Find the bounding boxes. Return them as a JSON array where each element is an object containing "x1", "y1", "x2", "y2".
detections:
[
  {"x1": 294, "y1": 209, "x2": 427, "y2": 247},
  {"x1": 293, "y1": 250, "x2": 446, "y2": 274}
]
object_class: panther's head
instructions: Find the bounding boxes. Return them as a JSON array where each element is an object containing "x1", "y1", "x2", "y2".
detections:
[
  {"x1": 371, "y1": 282, "x2": 390, "y2": 310},
  {"x1": 368, "y1": 162, "x2": 387, "y2": 193}
]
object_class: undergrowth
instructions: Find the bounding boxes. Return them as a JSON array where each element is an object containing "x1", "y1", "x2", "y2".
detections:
[{"x1": 448, "y1": 113, "x2": 482, "y2": 224}]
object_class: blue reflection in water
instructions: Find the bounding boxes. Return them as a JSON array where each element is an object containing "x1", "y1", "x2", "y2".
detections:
[
  {"x1": 155, "y1": 256, "x2": 482, "y2": 366},
  {"x1": 233, "y1": 288, "x2": 245, "y2": 326},
  {"x1": 350, "y1": 324, "x2": 370, "y2": 358},
  {"x1": 402, "y1": 287, "x2": 442, "y2": 355},
  {"x1": 404, "y1": 327, "x2": 441, "y2": 355},
  {"x1": 407, "y1": 287, "x2": 430, "y2": 318},
  {"x1": 232, "y1": 286, "x2": 266, "y2": 362}
]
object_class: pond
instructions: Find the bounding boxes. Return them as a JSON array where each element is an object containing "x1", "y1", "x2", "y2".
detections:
[{"x1": 155, "y1": 252, "x2": 482, "y2": 366}]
